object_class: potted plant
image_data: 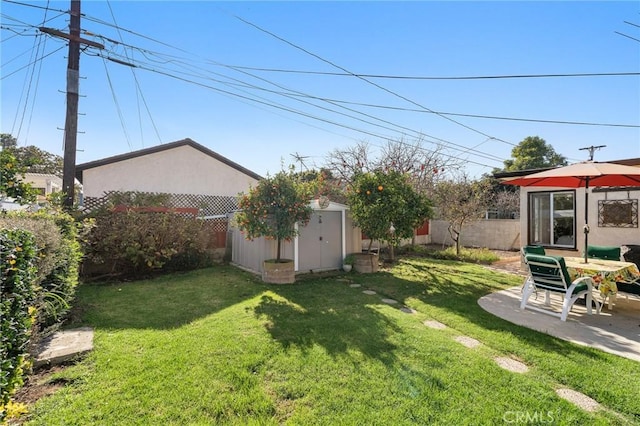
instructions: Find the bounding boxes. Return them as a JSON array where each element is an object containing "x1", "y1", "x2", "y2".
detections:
[
  {"x1": 236, "y1": 169, "x2": 313, "y2": 283},
  {"x1": 342, "y1": 254, "x2": 355, "y2": 272}
]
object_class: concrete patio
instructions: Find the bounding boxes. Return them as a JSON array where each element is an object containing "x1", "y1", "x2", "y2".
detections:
[{"x1": 479, "y1": 286, "x2": 640, "y2": 362}]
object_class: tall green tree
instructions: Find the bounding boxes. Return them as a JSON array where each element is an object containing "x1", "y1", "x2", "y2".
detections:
[
  {"x1": 7, "y1": 145, "x2": 63, "y2": 176},
  {"x1": 497, "y1": 136, "x2": 567, "y2": 172},
  {"x1": 348, "y1": 170, "x2": 433, "y2": 261},
  {"x1": 1, "y1": 133, "x2": 17, "y2": 149}
]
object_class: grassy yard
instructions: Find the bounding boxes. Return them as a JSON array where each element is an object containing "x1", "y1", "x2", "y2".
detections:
[{"x1": 22, "y1": 257, "x2": 640, "y2": 425}]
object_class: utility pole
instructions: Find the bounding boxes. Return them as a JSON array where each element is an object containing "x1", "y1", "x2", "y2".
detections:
[
  {"x1": 579, "y1": 145, "x2": 606, "y2": 161},
  {"x1": 61, "y1": 0, "x2": 81, "y2": 209},
  {"x1": 43, "y1": 1, "x2": 103, "y2": 209}
]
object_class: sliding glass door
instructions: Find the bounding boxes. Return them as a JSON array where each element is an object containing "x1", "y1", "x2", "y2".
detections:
[{"x1": 528, "y1": 191, "x2": 575, "y2": 248}]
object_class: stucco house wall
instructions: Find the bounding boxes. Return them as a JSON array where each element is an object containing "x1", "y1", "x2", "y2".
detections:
[
  {"x1": 518, "y1": 185, "x2": 640, "y2": 255},
  {"x1": 77, "y1": 138, "x2": 261, "y2": 198}
]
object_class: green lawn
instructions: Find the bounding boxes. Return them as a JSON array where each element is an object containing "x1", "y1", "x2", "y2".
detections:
[{"x1": 24, "y1": 257, "x2": 640, "y2": 425}]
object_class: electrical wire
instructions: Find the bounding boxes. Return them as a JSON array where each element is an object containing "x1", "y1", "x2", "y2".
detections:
[
  {"x1": 22, "y1": 0, "x2": 52, "y2": 145},
  {"x1": 105, "y1": 0, "x2": 162, "y2": 147},
  {"x1": 219, "y1": 66, "x2": 640, "y2": 81},
  {"x1": 101, "y1": 55, "x2": 133, "y2": 151},
  {"x1": 91, "y1": 50, "x2": 504, "y2": 169},
  {"x1": 229, "y1": 12, "x2": 515, "y2": 146}
]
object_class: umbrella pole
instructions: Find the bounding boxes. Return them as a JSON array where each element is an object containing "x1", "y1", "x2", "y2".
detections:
[{"x1": 583, "y1": 181, "x2": 589, "y2": 264}]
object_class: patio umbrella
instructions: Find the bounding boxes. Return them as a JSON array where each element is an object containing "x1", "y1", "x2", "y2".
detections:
[{"x1": 502, "y1": 161, "x2": 640, "y2": 263}]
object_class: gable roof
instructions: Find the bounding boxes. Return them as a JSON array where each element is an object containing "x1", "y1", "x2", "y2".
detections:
[{"x1": 75, "y1": 138, "x2": 262, "y2": 183}]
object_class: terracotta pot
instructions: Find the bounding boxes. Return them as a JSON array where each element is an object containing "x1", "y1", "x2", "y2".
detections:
[
  {"x1": 353, "y1": 253, "x2": 379, "y2": 273},
  {"x1": 262, "y1": 259, "x2": 295, "y2": 284}
]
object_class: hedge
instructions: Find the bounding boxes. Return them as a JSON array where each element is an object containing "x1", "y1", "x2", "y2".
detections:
[
  {"x1": 0, "y1": 228, "x2": 37, "y2": 422},
  {"x1": 0, "y1": 211, "x2": 82, "y2": 336}
]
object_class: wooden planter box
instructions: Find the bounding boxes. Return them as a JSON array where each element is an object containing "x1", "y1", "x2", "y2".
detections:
[
  {"x1": 353, "y1": 253, "x2": 379, "y2": 273},
  {"x1": 262, "y1": 259, "x2": 295, "y2": 284}
]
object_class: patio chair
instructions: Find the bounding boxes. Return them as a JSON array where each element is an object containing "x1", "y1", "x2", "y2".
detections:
[
  {"x1": 618, "y1": 245, "x2": 640, "y2": 298},
  {"x1": 520, "y1": 246, "x2": 546, "y2": 291},
  {"x1": 521, "y1": 254, "x2": 601, "y2": 321},
  {"x1": 586, "y1": 245, "x2": 621, "y2": 261}
]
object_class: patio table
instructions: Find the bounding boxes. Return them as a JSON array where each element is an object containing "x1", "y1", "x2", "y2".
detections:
[{"x1": 563, "y1": 257, "x2": 640, "y2": 310}]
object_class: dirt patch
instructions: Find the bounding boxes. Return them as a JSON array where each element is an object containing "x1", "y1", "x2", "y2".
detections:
[{"x1": 12, "y1": 365, "x2": 70, "y2": 406}]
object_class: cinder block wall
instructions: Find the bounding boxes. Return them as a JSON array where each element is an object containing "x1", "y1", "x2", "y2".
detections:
[{"x1": 430, "y1": 219, "x2": 521, "y2": 251}]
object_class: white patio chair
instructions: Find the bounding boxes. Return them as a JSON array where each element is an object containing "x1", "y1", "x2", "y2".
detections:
[{"x1": 521, "y1": 254, "x2": 601, "y2": 322}]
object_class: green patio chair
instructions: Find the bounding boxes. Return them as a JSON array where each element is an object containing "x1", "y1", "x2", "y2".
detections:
[
  {"x1": 521, "y1": 254, "x2": 601, "y2": 321},
  {"x1": 520, "y1": 246, "x2": 546, "y2": 291},
  {"x1": 522, "y1": 245, "x2": 546, "y2": 256},
  {"x1": 586, "y1": 245, "x2": 621, "y2": 261}
]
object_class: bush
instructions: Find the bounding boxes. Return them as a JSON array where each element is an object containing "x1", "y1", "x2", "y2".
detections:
[
  {"x1": 0, "y1": 210, "x2": 82, "y2": 335},
  {"x1": 83, "y1": 210, "x2": 213, "y2": 278},
  {"x1": 0, "y1": 228, "x2": 37, "y2": 422}
]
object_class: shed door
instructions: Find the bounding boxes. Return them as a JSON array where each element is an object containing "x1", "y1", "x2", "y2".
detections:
[{"x1": 298, "y1": 211, "x2": 342, "y2": 272}]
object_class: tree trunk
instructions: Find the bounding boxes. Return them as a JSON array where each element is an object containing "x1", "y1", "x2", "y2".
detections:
[{"x1": 276, "y1": 238, "x2": 282, "y2": 262}]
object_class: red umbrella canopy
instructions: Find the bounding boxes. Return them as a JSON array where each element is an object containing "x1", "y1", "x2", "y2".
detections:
[{"x1": 503, "y1": 162, "x2": 640, "y2": 188}]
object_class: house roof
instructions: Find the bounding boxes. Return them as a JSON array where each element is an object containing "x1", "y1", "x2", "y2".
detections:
[
  {"x1": 493, "y1": 158, "x2": 640, "y2": 180},
  {"x1": 75, "y1": 138, "x2": 262, "y2": 183}
]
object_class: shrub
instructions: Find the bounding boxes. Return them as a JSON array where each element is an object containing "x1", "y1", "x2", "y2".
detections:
[
  {"x1": 0, "y1": 210, "x2": 82, "y2": 335},
  {"x1": 0, "y1": 228, "x2": 37, "y2": 422},
  {"x1": 83, "y1": 210, "x2": 213, "y2": 278}
]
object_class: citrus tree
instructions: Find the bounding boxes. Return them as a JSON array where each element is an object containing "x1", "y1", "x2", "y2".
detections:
[
  {"x1": 348, "y1": 170, "x2": 433, "y2": 260},
  {"x1": 236, "y1": 170, "x2": 313, "y2": 262}
]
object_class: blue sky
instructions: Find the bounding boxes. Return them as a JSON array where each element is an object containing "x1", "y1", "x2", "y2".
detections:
[{"x1": 2, "y1": 1, "x2": 639, "y2": 178}]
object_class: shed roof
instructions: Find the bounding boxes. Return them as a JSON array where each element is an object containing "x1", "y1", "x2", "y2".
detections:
[{"x1": 75, "y1": 138, "x2": 262, "y2": 183}]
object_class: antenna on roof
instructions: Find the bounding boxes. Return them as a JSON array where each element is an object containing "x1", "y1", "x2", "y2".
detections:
[
  {"x1": 579, "y1": 145, "x2": 606, "y2": 161},
  {"x1": 290, "y1": 152, "x2": 309, "y2": 172}
]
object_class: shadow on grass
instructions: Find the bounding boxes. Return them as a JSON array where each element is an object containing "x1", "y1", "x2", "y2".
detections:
[
  {"x1": 353, "y1": 258, "x2": 616, "y2": 363},
  {"x1": 253, "y1": 283, "x2": 401, "y2": 365},
  {"x1": 72, "y1": 265, "x2": 266, "y2": 330}
]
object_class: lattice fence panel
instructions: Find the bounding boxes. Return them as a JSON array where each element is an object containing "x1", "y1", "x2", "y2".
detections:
[{"x1": 82, "y1": 191, "x2": 238, "y2": 217}]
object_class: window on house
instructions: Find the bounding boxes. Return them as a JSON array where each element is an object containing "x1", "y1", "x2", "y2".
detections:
[{"x1": 528, "y1": 191, "x2": 575, "y2": 247}]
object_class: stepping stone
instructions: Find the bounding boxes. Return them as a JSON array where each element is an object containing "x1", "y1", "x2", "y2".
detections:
[
  {"x1": 455, "y1": 336, "x2": 481, "y2": 348},
  {"x1": 34, "y1": 327, "x2": 94, "y2": 368},
  {"x1": 362, "y1": 290, "x2": 377, "y2": 295},
  {"x1": 381, "y1": 298, "x2": 398, "y2": 304},
  {"x1": 400, "y1": 307, "x2": 416, "y2": 314},
  {"x1": 494, "y1": 357, "x2": 529, "y2": 373},
  {"x1": 423, "y1": 320, "x2": 447, "y2": 330},
  {"x1": 556, "y1": 389, "x2": 600, "y2": 412},
  {"x1": 349, "y1": 284, "x2": 361, "y2": 288}
]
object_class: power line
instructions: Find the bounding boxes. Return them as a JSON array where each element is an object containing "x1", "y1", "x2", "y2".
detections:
[
  {"x1": 105, "y1": 0, "x2": 162, "y2": 147},
  {"x1": 291, "y1": 96, "x2": 640, "y2": 128},
  {"x1": 229, "y1": 12, "x2": 514, "y2": 146},
  {"x1": 91, "y1": 50, "x2": 502, "y2": 169},
  {"x1": 219, "y1": 66, "x2": 640, "y2": 81},
  {"x1": 93, "y1": 45, "x2": 507, "y2": 165}
]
